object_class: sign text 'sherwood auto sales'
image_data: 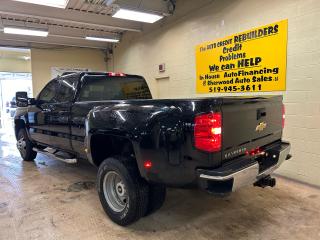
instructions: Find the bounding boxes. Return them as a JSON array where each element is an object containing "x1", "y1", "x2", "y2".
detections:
[{"x1": 195, "y1": 20, "x2": 288, "y2": 93}]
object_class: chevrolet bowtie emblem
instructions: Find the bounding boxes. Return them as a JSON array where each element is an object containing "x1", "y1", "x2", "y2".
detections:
[{"x1": 256, "y1": 122, "x2": 267, "y2": 132}]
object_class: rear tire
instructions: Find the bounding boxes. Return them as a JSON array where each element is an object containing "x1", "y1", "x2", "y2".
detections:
[
  {"x1": 17, "y1": 128, "x2": 37, "y2": 161},
  {"x1": 144, "y1": 183, "x2": 166, "y2": 216},
  {"x1": 97, "y1": 157, "x2": 149, "y2": 226}
]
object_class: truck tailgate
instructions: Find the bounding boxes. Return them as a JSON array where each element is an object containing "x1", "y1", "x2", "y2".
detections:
[{"x1": 221, "y1": 96, "x2": 283, "y2": 162}]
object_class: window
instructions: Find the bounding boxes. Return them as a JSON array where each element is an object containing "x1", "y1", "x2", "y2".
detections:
[
  {"x1": 38, "y1": 75, "x2": 78, "y2": 103},
  {"x1": 78, "y1": 76, "x2": 152, "y2": 102},
  {"x1": 38, "y1": 79, "x2": 59, "y2": 102},
  {"x1": 55, "y1": 76, "x2": 77, "y2": 102}
]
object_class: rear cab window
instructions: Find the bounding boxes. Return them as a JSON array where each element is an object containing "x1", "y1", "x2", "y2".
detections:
[{"x1": 78, "y1": 75, "x2": 152, "y2": 101}]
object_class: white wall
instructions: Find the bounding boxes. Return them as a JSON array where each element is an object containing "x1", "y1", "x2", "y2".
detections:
[{"x1": 112, "y1": 0, "x2": 320, "y2": 186}]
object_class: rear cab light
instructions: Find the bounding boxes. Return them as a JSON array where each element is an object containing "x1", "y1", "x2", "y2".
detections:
[
  {"x1": 107, "y1": 72, "x2": 126, "y2": 77},
  {"x1": 194, "y1": 112, "x2": 222, "y2": 152}
]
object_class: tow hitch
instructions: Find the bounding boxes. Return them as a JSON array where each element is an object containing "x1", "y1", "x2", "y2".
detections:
[{"x1": 254, "y1": 175, "x2": 276, "y2": 188}]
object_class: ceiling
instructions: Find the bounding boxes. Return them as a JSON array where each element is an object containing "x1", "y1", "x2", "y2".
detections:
[{"x1": 0, "y1": 0, "x2": 175, "y2": 49}]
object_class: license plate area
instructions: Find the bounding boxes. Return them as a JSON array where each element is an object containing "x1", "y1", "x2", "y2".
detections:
[{"x1": 257, "y1": 148, "x2": 279, "y2": 173}]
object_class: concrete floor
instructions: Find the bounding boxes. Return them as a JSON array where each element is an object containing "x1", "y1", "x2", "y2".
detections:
[{"x1": 0, "y1": 128, "x2": 320, "y2": 240}]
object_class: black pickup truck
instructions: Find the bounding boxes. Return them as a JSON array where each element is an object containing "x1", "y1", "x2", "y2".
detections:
[{"x1": 14, "y1": 72, "x2": 291, "y2": 226}]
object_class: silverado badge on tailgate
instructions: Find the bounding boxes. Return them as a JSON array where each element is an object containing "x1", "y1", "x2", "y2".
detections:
[{"x1": 256, "y1": 122, "x2": 267, "y2": 132}]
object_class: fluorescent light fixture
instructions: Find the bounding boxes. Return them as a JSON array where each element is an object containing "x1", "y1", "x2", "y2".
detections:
[
  {"x1": 13, "y1": 0, "x2": 69, "y2": 8},
  {"x1": 85, "y1": 36, "x2": 119, "y2": 43},
  {"x1": 113, "y1": 9, "x2": 163, "y2": 23},
  {"x1": 22, "y1": 56, "x2": 31, "y2": 61},
  {"x1": 4, "y1": 27, "x2": 48, "y2": 37}
]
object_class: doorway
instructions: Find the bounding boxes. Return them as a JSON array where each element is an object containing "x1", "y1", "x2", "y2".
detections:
[
  {"x1": 0, "y1": 47, "x2": 32, "y2": 130},
  {"x1": 0, "y1": 72, "x2": 33, "y2": 129}
]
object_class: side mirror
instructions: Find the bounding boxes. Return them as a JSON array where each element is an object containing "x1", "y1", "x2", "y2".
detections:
[{"x1": 16, "y1": 91, "x2": 29, "y2": 107}]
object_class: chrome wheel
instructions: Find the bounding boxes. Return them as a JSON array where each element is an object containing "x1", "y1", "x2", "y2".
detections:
[
  {"x1": 103, "y1": 171, "x2": 129, "y2": 212},
  {"x1": 17, "y1": 136, "x2": 27, "y2": 157}
]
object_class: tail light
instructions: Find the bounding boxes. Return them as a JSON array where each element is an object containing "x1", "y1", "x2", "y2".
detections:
[
  {"x1": 194, "y1": 112, "x2": 222, "y2": 152},
  {"x1": 282, "y1": 104, "x2": 285, "y2": 129}
]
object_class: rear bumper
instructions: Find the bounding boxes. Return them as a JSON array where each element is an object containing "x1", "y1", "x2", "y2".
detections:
[{"x1": 197, "y1": 141, "x2": 291, "y2": 195}]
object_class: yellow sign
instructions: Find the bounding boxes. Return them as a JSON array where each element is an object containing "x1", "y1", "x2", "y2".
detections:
[{"x1": 195, "y1": 20, "x2": 288, "y2": 93}]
